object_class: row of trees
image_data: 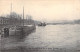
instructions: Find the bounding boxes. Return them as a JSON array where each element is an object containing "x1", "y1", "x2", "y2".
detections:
[
  {"x1": 47, "y1": 19, "x2": 80, "y2": 25},
  {"x1": 0, "y1": 12, "x2": 35, "y2": 27}
]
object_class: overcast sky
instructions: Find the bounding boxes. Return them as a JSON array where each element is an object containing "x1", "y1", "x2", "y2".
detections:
[{"x1": 0, "y1": 0, "x2": 80, "y2": 22}]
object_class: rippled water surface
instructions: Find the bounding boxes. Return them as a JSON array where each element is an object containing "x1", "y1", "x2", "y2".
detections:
[
  {"x1": 24, "y1": 25, "x2": 80, "y2": 48},
  {"x1": 1, "y1": 25, "x2": 80, "y2": 52}
]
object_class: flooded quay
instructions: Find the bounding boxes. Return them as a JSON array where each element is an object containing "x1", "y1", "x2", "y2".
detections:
[{"x1": 1, "y1": 25, "x2": 80, "y2": 52}]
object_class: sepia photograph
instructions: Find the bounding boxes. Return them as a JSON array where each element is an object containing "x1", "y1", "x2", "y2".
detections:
[{"x1": 0, "y1": 0, "x2": 80, "y2": 52}]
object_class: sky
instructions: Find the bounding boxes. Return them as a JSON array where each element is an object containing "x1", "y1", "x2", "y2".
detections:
[{"x1": 0, "y1": 0, "x2": 80, "y2": 22}]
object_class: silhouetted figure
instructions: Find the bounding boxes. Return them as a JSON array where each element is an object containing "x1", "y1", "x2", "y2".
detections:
[{"x1": 4, "y1": 28, "x2": 9, "y2": 37}]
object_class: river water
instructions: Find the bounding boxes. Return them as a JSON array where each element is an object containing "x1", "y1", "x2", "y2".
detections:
[{"x1": 1, "y1": 25, "x2": 80, "y2": 52}]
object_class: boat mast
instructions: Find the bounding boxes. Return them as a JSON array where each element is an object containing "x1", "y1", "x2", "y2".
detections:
[
  {"x1": 11, "y1": 3, "x2": 12, "y2": 14},
  {"x1": 23, "y1": 6, "x2": 24, "y2": 26},
  {"x1": 10, "y1": 3, "x2": 13, "y2": 26}
]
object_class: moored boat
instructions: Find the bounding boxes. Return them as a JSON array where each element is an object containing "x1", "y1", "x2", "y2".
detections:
[
  {"x1": 9, "y1": 26, "x2": 22, "y2": 35},
  {"x1": 9, "y1": 25, "x2": 36, "y2": 35}
]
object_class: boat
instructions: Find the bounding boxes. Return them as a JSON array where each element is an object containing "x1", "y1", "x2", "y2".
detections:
[
  {"x1": 9, "y1": 26, "x2": 22, "y2": 35},
  {"x1": 9, "y1": 25, "x2": 36, "y2": 35},
  {"x1": 7, "y1": 6, "x2": 36, "y2": 36},
  {"x1": 9, "y1": 6, "x2": 36, "y2": 35},
  {"x1": 38, "y1": 22, "x2": 46, "y2": 26},
  {"x1": 21, "y1": 25, "x2": 36, "y2": 35}
]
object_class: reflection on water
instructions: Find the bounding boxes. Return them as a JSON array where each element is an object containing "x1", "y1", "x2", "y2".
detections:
[{"x1": 1, "y1": 25, "x2": 80, "y2": 52}]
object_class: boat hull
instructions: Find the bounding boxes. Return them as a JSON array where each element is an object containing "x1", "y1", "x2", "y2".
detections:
[{"x1": 9, "y1": 25, "x2": 36, "y2": 35}]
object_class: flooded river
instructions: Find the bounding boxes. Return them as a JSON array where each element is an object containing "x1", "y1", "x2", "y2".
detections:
[{"x1": 1, "y1": 25, "x2": 80, "y2": 52}]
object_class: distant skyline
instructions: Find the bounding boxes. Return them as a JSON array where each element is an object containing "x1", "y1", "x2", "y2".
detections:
[{"x1": 0, "y1": 0, "x2": 80, "y2": 22}]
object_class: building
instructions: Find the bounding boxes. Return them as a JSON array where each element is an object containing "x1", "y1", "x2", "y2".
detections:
[{"x1": 0, "y1": 17, "x2": 9, "y2": 25}]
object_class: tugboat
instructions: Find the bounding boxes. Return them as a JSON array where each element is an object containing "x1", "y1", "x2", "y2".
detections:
[{"x1": 38, "y1": 22, "x2": 46, "y2": 26}]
